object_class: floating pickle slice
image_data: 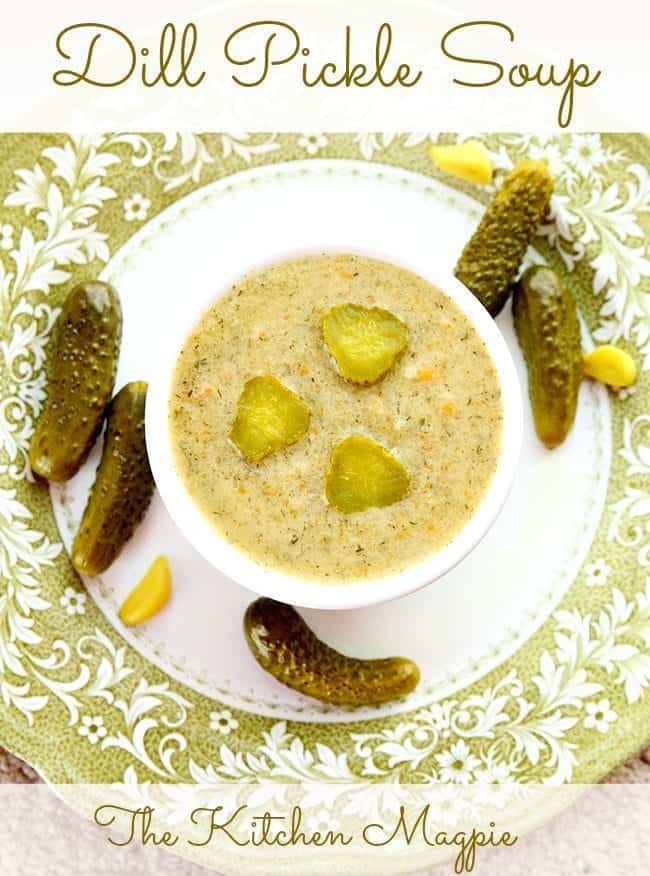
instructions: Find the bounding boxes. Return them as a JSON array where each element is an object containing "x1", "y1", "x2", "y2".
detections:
[
  {"x1": 326, "y1": 435, "x2": 410, "y2": 513},
  {"x1": 230, "y1": 376, "x2": 311, "y2": 463},
  {"x1": 244, "y1": 598, "x2": 421, "y2": 706},
  {"x1": 322, "y1": 303, "x2": 408, "y2": 385}
]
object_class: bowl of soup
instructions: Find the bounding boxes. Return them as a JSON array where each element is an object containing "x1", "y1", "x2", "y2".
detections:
[{"x1": 146, "y1": 252, "x2": 523, "y2": 609}]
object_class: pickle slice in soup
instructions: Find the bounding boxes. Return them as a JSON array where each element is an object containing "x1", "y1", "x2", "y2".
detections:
[
  {"x1": 230, "y1": 376, "x2": 311, "y2": 463},
  {"x1": 322, "y1": 303, "x2": 408, "y2": 384},
  {"x1": 326, "y1": 435, "x2": 410, "y2": 513}
]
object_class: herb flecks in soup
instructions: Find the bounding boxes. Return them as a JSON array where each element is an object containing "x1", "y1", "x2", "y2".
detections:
[
  {"x1": 230, "y1": 375, "x2": 311, "y2": 463},
  {"x1": 170, "y1": 254, "x2": 503, "y2": 581},
  {"x1": 326, "y1": 435, "x2": 410, "y2": 514}
]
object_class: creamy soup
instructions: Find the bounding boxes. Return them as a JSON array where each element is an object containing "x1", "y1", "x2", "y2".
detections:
[{"x1": 170, "y1": 254, "x2": 503, "y2": 581}]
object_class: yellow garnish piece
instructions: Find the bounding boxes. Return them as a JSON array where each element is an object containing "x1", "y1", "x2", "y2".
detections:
[
  {"x1": 322, "y1": 304, "x2": 408, "y2": 385},
  {"x1": 583, "y1": 344, "x2": 637, "y2": 387},
  {"x1": 325, "y1": 435, "x2": 410, "y2": 514},
  {"x1": 119, "y1": 556, "x2": 171, "y2": 627},
  {"x1": 429, "y1": 140, "x2": 493, "y2": 185},
  {"x1": 230, "y1": 376, "x2": 311, "y2": 463}
]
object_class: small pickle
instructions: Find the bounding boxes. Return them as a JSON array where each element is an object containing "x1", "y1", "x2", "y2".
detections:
[
  {"x1": 72, "y1": 382, "x2": 154, "y2": 576},
  {"x1": 119, "y1": 556, "x2": 172, "y2": 626},
  {"x1": 326, "y1": 435, "x2": 410, "y2": 513},
  {"x1": 322, "y1": 303, "x2": 408, "y2": 385},
  {"x1": 230, "y1": 376, "x2": 311, "y2": 463},
  {"x1": 583, "y1": 345, "x2": 637, "y2": 388},
  {"x1": 455, "y1": 160, "x2": 554, "y2": 316},
  {"x1": 244, "y1": 598, "x2": 421, "y2": 706},
  {"x1": 513, "y1": 266, "x2": 583, "y2": 449},
  {"x1": 429, "y1": 140, "x2": 493, "y2": 185},
  {"x1": 30, "y1": 281, "x2": 122, "y2": 481}
]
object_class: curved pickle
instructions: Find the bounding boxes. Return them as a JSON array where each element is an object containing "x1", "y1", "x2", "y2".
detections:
[
  {"x1": 322, "y1": 303, "x2": 408, "y2": 385},
  {"x1": 513, "y1": 266, "x2": 582, "y2": 449},
  {"x1": 72, "y1": 382, "x2": 154, "y2": 576},
  {"x1": 455, "y1": 160, "x2": 554, "y2": 317},
  {"x1": 230, "y1": 376, "x2": 311, "y2": 463},
  {"x1": 244, "y1": 598, "x2": 420, "y2": 706},
  {"x1": 29, "y1": 281, "x2": 122, "y2": 481},
  {"x1": 326, "y1": 435, "x2": 410, "y2": 513}
]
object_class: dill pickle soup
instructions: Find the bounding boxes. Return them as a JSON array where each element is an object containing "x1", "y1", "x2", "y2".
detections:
[{"x1": 169, "y1": 254, "x2": 504, "y2": 582}]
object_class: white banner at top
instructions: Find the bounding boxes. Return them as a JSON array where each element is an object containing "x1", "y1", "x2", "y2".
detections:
[{"x1": 0, "y1": 0, "x2": 647, "y2": 131}]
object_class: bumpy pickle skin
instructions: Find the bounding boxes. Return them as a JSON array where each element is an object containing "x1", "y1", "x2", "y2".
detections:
[
  {"x1": 244, "y1": 598, "x2": 421, "y2": 706},
  {"x1": 455, "y1": 160, "x2": 554, "y2": 317},
  {"x1": 322, "y1": 303, "x2": 408, "y2": 385},
  {"x1": 326, "y1": 435, "x2": 410, "y2": 513},
  {"x1": 72, "y1": 382, "x2": 154, "y2": 576},
  {"x1": 230, "y1": 376, "x2": 311, "y2": 463},
  {"x1": 513, "y1": 266, "x2": 583, "y2": 449},
  {"x1": 29, "y1": 281, "x2": 122, "y2": 481}
]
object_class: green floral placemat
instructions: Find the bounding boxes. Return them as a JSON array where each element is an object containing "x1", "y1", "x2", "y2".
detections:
[{"x1": 0, "y1": 133, "x2": 648, "y2": 788}]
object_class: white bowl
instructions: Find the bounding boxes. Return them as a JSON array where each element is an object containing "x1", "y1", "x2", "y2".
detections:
[{"x1": 146, "y1": 249, "x2": 523, "y2": 610}]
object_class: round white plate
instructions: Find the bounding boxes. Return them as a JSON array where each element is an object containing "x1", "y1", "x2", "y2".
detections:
[{"x1": 52, "y1": 160, "x2": 610, "y2": 722}]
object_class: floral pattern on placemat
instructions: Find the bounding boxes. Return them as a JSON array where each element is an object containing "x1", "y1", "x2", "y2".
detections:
[{"x1": 0, "y1": 133, "x2": 648, "y2": 788}]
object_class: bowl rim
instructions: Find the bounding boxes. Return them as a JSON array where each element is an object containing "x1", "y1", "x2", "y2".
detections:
[{"x1": 145, "y1": 246, "x2": 524, "y2": 610}]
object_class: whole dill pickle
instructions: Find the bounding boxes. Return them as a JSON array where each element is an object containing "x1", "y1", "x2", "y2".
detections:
[
  {"x1": 244, "y1": 598, "x2": 420, "y2": 706},
  {"x1": 72, "y1": 382, "x2": 154, "y2": 576},
  {"x1": 30, "y1": 281, "x2": 122, "y2": 481},
  {"x1": 513, "y1": 265, "x2": 583, "y2": 449},
  {"x1": 455, "y1": 160, "x2": 554, "y2": 317}
]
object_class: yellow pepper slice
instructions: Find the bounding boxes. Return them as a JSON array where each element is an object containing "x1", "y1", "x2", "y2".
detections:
[
  {"x1": 583, "y1": 345, "x2": 637, "y2": 388},
  {"x1": 429, "y1": 141, "x2": 493, "y2": 185},
  {"x1": 119, "y1": 556, "x2": 172, "y2": 626}
]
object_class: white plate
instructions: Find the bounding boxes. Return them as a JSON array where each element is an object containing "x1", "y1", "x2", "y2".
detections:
[{"x1": 52, "y1": 160, "x2": 610, "y2": 722}]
